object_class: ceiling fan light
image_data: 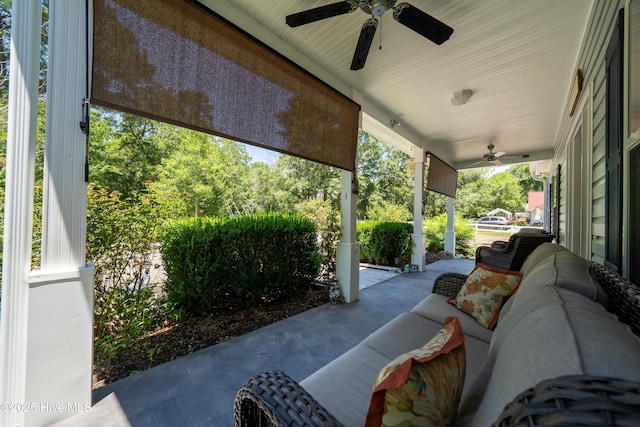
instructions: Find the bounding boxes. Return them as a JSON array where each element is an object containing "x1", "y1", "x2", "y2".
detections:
[
  {"x1": 451, "y1": 89, "x2": 473, "y2": 106},
  {"x1": 371, "y1": 0, "x2": 388, "y2": 17}
]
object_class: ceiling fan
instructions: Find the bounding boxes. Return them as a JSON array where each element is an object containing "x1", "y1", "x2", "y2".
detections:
[
  {"x1": 469, "y1": 144, "x2": 531, "y2": 167},
  {"x1": 285, "y1": 0, "x2": 454, "y2": 71}
]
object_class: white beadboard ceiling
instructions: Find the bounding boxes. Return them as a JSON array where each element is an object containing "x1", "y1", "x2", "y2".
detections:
[{"x1": 199, "y1": 0, "x2": 594, "y2": 169}]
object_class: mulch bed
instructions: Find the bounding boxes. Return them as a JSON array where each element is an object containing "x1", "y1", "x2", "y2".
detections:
[{"x1": 93, "y1": 288, "x2": 329, "y2": 389}]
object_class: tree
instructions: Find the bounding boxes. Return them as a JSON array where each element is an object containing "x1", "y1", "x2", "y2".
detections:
[
  {"x1": 455, "y1": 168, "x2": 527, "y2": 218},
  {"x1": 507, "y1": 164, "x2": 543, "y2": 198},
  {"x1": 155, "y1": 134, "x2": 251, "y2": 218},
  {"x1": 273, "y1": 155, "x2": 341, "y2": 209},
  {"x1": 89, "y1": 109, "x2": 181, "y2": 198},
  {"x1": 357, "y1": 132, "x2": 412, "y2": 220}
]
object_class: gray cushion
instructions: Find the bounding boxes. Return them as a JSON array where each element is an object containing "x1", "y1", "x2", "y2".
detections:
[
  {"x1": 511, "y1": 250, "x2": 609, "y2": 310},
  {"x1": 519, "y1": 242, "x2": 569, "y2": 276},
  {"x1": 301, "y1": 344, "x2": 390, "y2": 426},
  {"x1": 467, "y1": 286, "x2": 640, "y2": 426},
  {"x1": 411, "y1": 294, "x2": 493, "y2": 343},
  {"x1": 360, "y1": 312, "x2": 448, "y2": 359}
]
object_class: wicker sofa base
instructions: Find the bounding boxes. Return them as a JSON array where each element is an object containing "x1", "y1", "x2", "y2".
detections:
[{"x1": 234, "y1": 370, "x2": 342, "y2": 427}]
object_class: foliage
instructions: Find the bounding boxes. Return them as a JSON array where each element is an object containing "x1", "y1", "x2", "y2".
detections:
[
  {"x1": 357, "y1": 221, "x2": 413, "y2": 266},
  {"x1": 87, "y1": 185, "x2": 167, "y2": 367},
  {"x1": 89, "y1": 111, "x2": 180, "y2": 199},
  {"x1": 294, "y1": 198, "x2": 341, "y2": 279},
  {"x1": 357, "y1": 132, "x2": 413, "y2": 220},
  {"x1": 161, "y1": 213, "x2": 320, "y2": 315},
  {"x1": 274, "y1": 154, "x2": 341, "y2": 209},
  {"x1": 424, "y1": 213, "x2": 475, "y2": 255},
  {"x1": 455, "y1": 169, "x2": 527, "y2": 219},
  {"x1": 367, "y1": 199, "x2": 412, "y2": 222}
]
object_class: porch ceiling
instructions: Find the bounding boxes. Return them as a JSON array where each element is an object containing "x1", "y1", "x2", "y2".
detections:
[{"x1": 198, "y1": 0, "x2": 593, "y2": 169}]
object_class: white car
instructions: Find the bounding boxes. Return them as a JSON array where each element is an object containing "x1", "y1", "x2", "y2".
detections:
[{"x1": 477, "y1": 216, "x2": 513, "y2": 229}]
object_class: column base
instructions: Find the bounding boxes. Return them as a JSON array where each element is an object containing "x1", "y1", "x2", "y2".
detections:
[
  {"x1": 336, "y1": 242, "x2": 360, "y2": 303},
  {"x1": 444, "y1": 231, "x2": 456, "y2": 256},
  {"x1": 411, "y1": 233, "x2": 426, "y2": 271},
  {"x1": 24, "y1": 264, "x2": 95, "y2": 426}
]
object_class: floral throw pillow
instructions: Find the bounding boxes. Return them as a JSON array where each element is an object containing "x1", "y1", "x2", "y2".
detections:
[
  {"x1": 449, "y1": 263, "x2": 523, "y2": 329},
  {"x1": 365, "y1": 316, "x2": 466, "y2": 427}
]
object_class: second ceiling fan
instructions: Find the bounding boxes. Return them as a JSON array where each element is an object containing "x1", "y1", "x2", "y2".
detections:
[
  {"x1": 285, "y1": 0, "x2": 454, "y2": 70},
  {"x1": 470, "y1": 144, "x2": 531, "y2": 167}
]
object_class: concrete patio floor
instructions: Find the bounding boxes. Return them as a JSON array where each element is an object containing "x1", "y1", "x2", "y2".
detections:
[{"x1": 55, "y1": 258, "x2": 474, "y2": 427}]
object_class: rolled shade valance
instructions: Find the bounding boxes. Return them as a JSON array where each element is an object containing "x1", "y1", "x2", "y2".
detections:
[
  {"x1": 91, "y1": 0, "x2": 360, "y2": 171},
  {"x1": 426, "y1": 152, "x2": 458, "y2": 198}
]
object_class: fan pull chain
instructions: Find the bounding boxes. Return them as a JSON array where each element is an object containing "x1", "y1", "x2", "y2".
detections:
[{"x1": 379, "y1": 19, "x2": 383, "y2": 50}]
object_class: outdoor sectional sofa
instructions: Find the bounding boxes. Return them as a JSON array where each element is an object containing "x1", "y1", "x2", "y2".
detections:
[{"x1": 234, "y1": 243, "x2": 640, "y2": 426}]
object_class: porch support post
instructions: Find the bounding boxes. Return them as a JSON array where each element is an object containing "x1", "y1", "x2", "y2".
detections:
[
  {"x1": 21, "y1": 1, "x2": 95, "y2": 425},
  {"x1": 336, "y1": 170, "x2": 360, "y2": 303},
  {"x1": 444, "y1": 197, "x2": 456, "y2": 255},
  {"x1": 0, "y1": 1, "x2": 41, "y2": 426},
  {"x1": 411, "y1": 147, "x2": 426, "y2": 271}
]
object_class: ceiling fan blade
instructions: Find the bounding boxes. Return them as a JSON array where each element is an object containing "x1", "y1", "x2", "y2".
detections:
[
  {"x1": 393, "y1": 3, "x2": 453, "y2": 45},
  {"x1": 286, "y1": 2, "x2": 357, "y2": 27},
  {"x1": 466, "y1": 160, "x2": 486, "y2": 168},
  {"x1": 350, "y1": 18, "x2": 378, "y2": 71},
  {"x1": 500, "y1": 154, "x2": 531, "y2": 159},
  {"x1": 492, "y1": 158, "x2": 504, "y2": 166},
  {"x1": 494, "y1": 151, "x2": 506, "y2": 158}
]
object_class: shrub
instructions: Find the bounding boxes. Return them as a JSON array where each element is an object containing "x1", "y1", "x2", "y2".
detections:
[
  {"x1": 367, "y1": 200, "x2": 412, "y2": 222},
  {"x1": 294, "y1": 198, "x2": 341, "y2": 279},
  {"x1": 357, "y1": 221, "x2": 413, "y2": 266},
  {"x1": 161, "y1": 213, "x2": 320, "y2": 315},
  {"x1": 424, "y1": 213, "x2": 475, "y2": 255},
  {"x1": 87, "y1": 185, "x2": 166, "y2": 367}
]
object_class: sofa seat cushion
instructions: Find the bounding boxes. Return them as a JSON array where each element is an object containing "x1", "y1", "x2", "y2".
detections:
[
  {"x1": 412, "y1": 294, "x2": 493, "y2": 343},
  {"x1": 300, "y1": 345, "x2": 391, "y2": 426},
  {"x1": 465, "y1": 286, "x2": 640, "y2": 426}
]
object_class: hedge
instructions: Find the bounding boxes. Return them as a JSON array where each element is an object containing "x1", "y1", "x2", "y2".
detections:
[
  {"x1": 161, "y1": 213, "x2": 320, "y2": 315},
  {"x1": 357, "y1": 221, "x2": 413, "y2": 266}
]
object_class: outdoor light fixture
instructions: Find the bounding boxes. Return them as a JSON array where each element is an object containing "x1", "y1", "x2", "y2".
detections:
[
  {"x1": 371, "y1": 0, "x2": 388, "y2": 17},
  {"x1": 450, "y1": 89, "x2": 473, "y2": 106}
]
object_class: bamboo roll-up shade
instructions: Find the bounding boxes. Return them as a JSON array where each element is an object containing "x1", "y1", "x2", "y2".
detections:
[
  {"x1": 92, "y1": 0, "x2": 360, "y2": 171},
  {"x1": 426, "y1": 152, "x2": 458, "y2": 198}
]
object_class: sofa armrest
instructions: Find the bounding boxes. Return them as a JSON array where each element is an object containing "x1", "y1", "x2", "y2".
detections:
[
  {"x1": 432, "y1": 273, "x2": 469, "y2": 297},
  {"x1": 589, "y1": 262, "x2": 640, "y2": 336},
  {"x1": 494, "y1": 375, "x2": 640, "y2": 426},
  {"x1": 490, "y1": 240, "x2": 509, "y2": 249},
  {"x1": 234, "y1": 370, "x2": 343, "y2": 427}
]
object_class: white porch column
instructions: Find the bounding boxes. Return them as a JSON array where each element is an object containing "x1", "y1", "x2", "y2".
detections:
[
  {"x1": 0, "y1": 1, "x2": 41, "y2": 426},
  {"x1": 411, "y1": 148, "x2": 426, "y2": 271},
  {"x1": 24, "y1": 1, "x2": 95, "y2": 425},
  {"x1": 444, "y1": 197, "x2": 456, "y2": 255},
  {"x1": 336, "y1": 170, "x2": 360, "y2": 303}
]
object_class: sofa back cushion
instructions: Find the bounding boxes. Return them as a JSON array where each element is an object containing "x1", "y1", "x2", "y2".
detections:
[
  {"x1": 467, "y1": 286, "x2": 640, "y2": 426},
  {"x1": 519, "y1": 242, "x2": 569, "y2": 276},
  {"x1": 512, "y1": 250, "x2": 609, "y2": 310}
]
